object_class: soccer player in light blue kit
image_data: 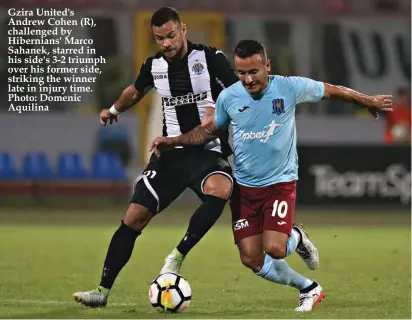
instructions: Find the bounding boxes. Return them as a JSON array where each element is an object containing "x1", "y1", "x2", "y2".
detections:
[{"x1": 151, "y1": 40, "x2": 393, "y2": 311}]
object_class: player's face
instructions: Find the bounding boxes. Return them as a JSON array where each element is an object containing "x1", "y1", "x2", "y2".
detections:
[
  {"x1": 234, "y1": 54, "x2": 270, "y2": 94},
  {"x1": 153, "y1": 20, "x2": 186, "y2": 60}
]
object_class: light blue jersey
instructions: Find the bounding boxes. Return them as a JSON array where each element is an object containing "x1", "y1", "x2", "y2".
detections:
[{"x1": 215, "y1": 75, "x2": 325, "y2": 187}]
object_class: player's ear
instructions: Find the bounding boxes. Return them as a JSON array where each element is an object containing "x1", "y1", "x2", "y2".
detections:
[
  {"x1": 181, "y1": 23, "x2": 187, "y2": 36},
  {"x1": 266, "y1": 59, "x2": 271, "y2": 72}
]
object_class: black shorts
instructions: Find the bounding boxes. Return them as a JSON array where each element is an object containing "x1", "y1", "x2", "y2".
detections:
[{"x1": 130, "y1": 148, "x2": 233, "y2": 214}]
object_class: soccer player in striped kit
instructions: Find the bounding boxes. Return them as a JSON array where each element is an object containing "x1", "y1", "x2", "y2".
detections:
[{"x1": 73, "y1": 7, "x2": 238, "y2": 307}]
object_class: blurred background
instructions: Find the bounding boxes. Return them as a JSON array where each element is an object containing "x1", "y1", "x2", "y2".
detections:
[{"x1": 0, "y1": 0, "x2": 410, "y2": 210}]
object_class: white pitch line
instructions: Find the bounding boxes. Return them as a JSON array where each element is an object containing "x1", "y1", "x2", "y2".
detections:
[
  {"x1": 2, "y1": 299, "x2": 137, "y2": 307},
  {"x1": 2, "y1": 299, "x2": 333, "y2": 313}
]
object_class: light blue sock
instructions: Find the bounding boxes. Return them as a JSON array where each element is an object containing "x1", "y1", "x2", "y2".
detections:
[
  {"x1": 286, "y1": 228, "x2": 301, "y2": 257},
  {"x1": 256, "y1": 254, "x2": 313, "y2": 290}
]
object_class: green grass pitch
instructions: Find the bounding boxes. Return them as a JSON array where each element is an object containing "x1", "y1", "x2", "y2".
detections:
[{"x1": 0, "y1": 207, "x2": 410, "y2": 319}]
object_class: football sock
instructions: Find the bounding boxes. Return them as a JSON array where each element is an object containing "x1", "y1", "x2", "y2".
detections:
[
  {"x1": 96, "y1": 286, "x2": 110, "y2": 298},
  {"x1": 170, "y1": 248, "x2": 185, "y2": 260},
  {"x1": 286, "y1": 228, "x2": 301, "y2": 257},
  {"x1": 100, "y1": 220, "x2": 141, "y2": 290},
  {"x1": 299, "y1": 280, "x2": 318, "y2": 294},
  {"x1": 255, "y1": 254, "x2": 313, "y2": 290},
  {"x1": 176, "y1": 195, "x2": 227, "y2": 256}
]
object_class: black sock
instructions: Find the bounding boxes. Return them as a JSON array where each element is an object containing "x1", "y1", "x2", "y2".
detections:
[
  {"x1": 300, "y1": 281, "x2": 318, "y2": 294},
  {"x1": 100, "y1": 220, "x2": 141, "y2": 289},
  {"x1": 176, "y1": 195, "x2": 227, "y2": 256}
]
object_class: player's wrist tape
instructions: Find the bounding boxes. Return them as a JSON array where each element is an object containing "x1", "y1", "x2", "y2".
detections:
[{"x1": 109, "y1": 105, "x2": 120, "y2": 116}]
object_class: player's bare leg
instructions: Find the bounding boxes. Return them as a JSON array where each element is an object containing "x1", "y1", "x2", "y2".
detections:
[
  {"x1": 293, "y1": 223, "x2": 319, "y2": 270},
  {"x1": 73, "y1": 203, "x2": 153, "y2": 307},
  {"x1": 237, "y1": 234, "x2": 265, "y2": 272},
  {"x1": 263, "y1": 230, "x2": 295, "y2": 259},
  {"x1": 160, "y1": 174, "x2": 232, "y2": 274},
  {"x1": 236, "y1": 233, "x2": 324, "y2": 312}
]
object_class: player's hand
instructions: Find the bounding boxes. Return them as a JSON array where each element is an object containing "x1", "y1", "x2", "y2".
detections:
[
  {"x1": 100, "y1": 109, "x2": 119, "y2": 125},
  {"x1": 150, "y1": 136, "x2": 176, "y2": 157},
  {"x1": 367, "y1": 95, "x2": 393, "y2": 120}
]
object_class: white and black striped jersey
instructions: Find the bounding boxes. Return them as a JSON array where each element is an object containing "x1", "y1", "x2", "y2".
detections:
[{"x1": 134, "y1": 41, "x2": 238, "y2": 157}]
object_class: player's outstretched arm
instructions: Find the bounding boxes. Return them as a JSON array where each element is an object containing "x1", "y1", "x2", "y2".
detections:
[
  {"x1": 99, "y1": 85, "x2": 146, "y2": 126},
  {"x1": 112, "y1": 85, "x2": 146, "y2": 113},
  {"x1": 100, "y1": 58, "x2": 153, "y2": 125},
  {"x1": 323, "y1": 83, "x2": 393, "y2": 119},
  {"x1": 150, "y1": 107, "x2": 218, "y2": 156}
]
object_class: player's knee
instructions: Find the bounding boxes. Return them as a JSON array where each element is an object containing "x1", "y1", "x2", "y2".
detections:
[
  {"x1": 240, "y1": 253, "x2": 264, "y2": 272},
  {"x1": 123, "y1": 203, "x2": 153, "y2": 231},
  {"x1": 264, "y1": 243, "x2": 287, "y2": 260},
  {"x1": 203, "y1": 174, "x2": 233, "y2": 200}
]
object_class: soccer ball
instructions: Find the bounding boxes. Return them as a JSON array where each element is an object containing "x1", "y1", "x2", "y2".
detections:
[{"x1": 149, "y1": 272, "x2": 191, "y2": 313}]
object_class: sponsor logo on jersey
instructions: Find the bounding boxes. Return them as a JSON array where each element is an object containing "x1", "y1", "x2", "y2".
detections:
[
  {"x1": 233, "y1": 219, "x2": 249, "y2": 231},
  {"x1": 153, "y1": 74, "x2": 168, "y2": 80},
  {"x1": 162, "y1": 92, "x2": 208, "y2": 107},
  {"x1": 239, "y1": 120, "x2": 281, "y2": 143}
]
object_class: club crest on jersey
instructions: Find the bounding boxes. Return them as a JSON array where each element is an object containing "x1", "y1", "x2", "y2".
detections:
[
  {"x1": 191, "y1": 61, "x2": 205, "y2": 75},
  {"x1": 272, "y1": 98, "x2": 285, "y2": 115}
]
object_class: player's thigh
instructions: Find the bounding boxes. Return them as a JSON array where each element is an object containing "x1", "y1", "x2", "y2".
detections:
[
  {"x1": 262, "y1": 181, "x2": 296, "y2": 257},
  {"x1": 229, "y1": 182, "x2": 264, "y2": 245},
  {"x1": 130, "y1": 152, "x2": 190, "y2": 215},
  {"x1": 237, "y1": 233, "x2": 265, "y2": 272},
  {"x1": 189, "y1": 151, "x2": 233, "y2": 200}
]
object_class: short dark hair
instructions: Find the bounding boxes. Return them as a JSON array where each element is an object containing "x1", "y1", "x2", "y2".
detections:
[
  {"x1": 233, "y1": 40, "x2": 266, "y2": 60},
  {"x1": 151, "y1": 7, "x2": 181, "y2": 27}
]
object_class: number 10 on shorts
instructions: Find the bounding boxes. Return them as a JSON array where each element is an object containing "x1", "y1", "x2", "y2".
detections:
[{"x1": 272, "y1": 200, "x2": 288, "y2": 218}]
